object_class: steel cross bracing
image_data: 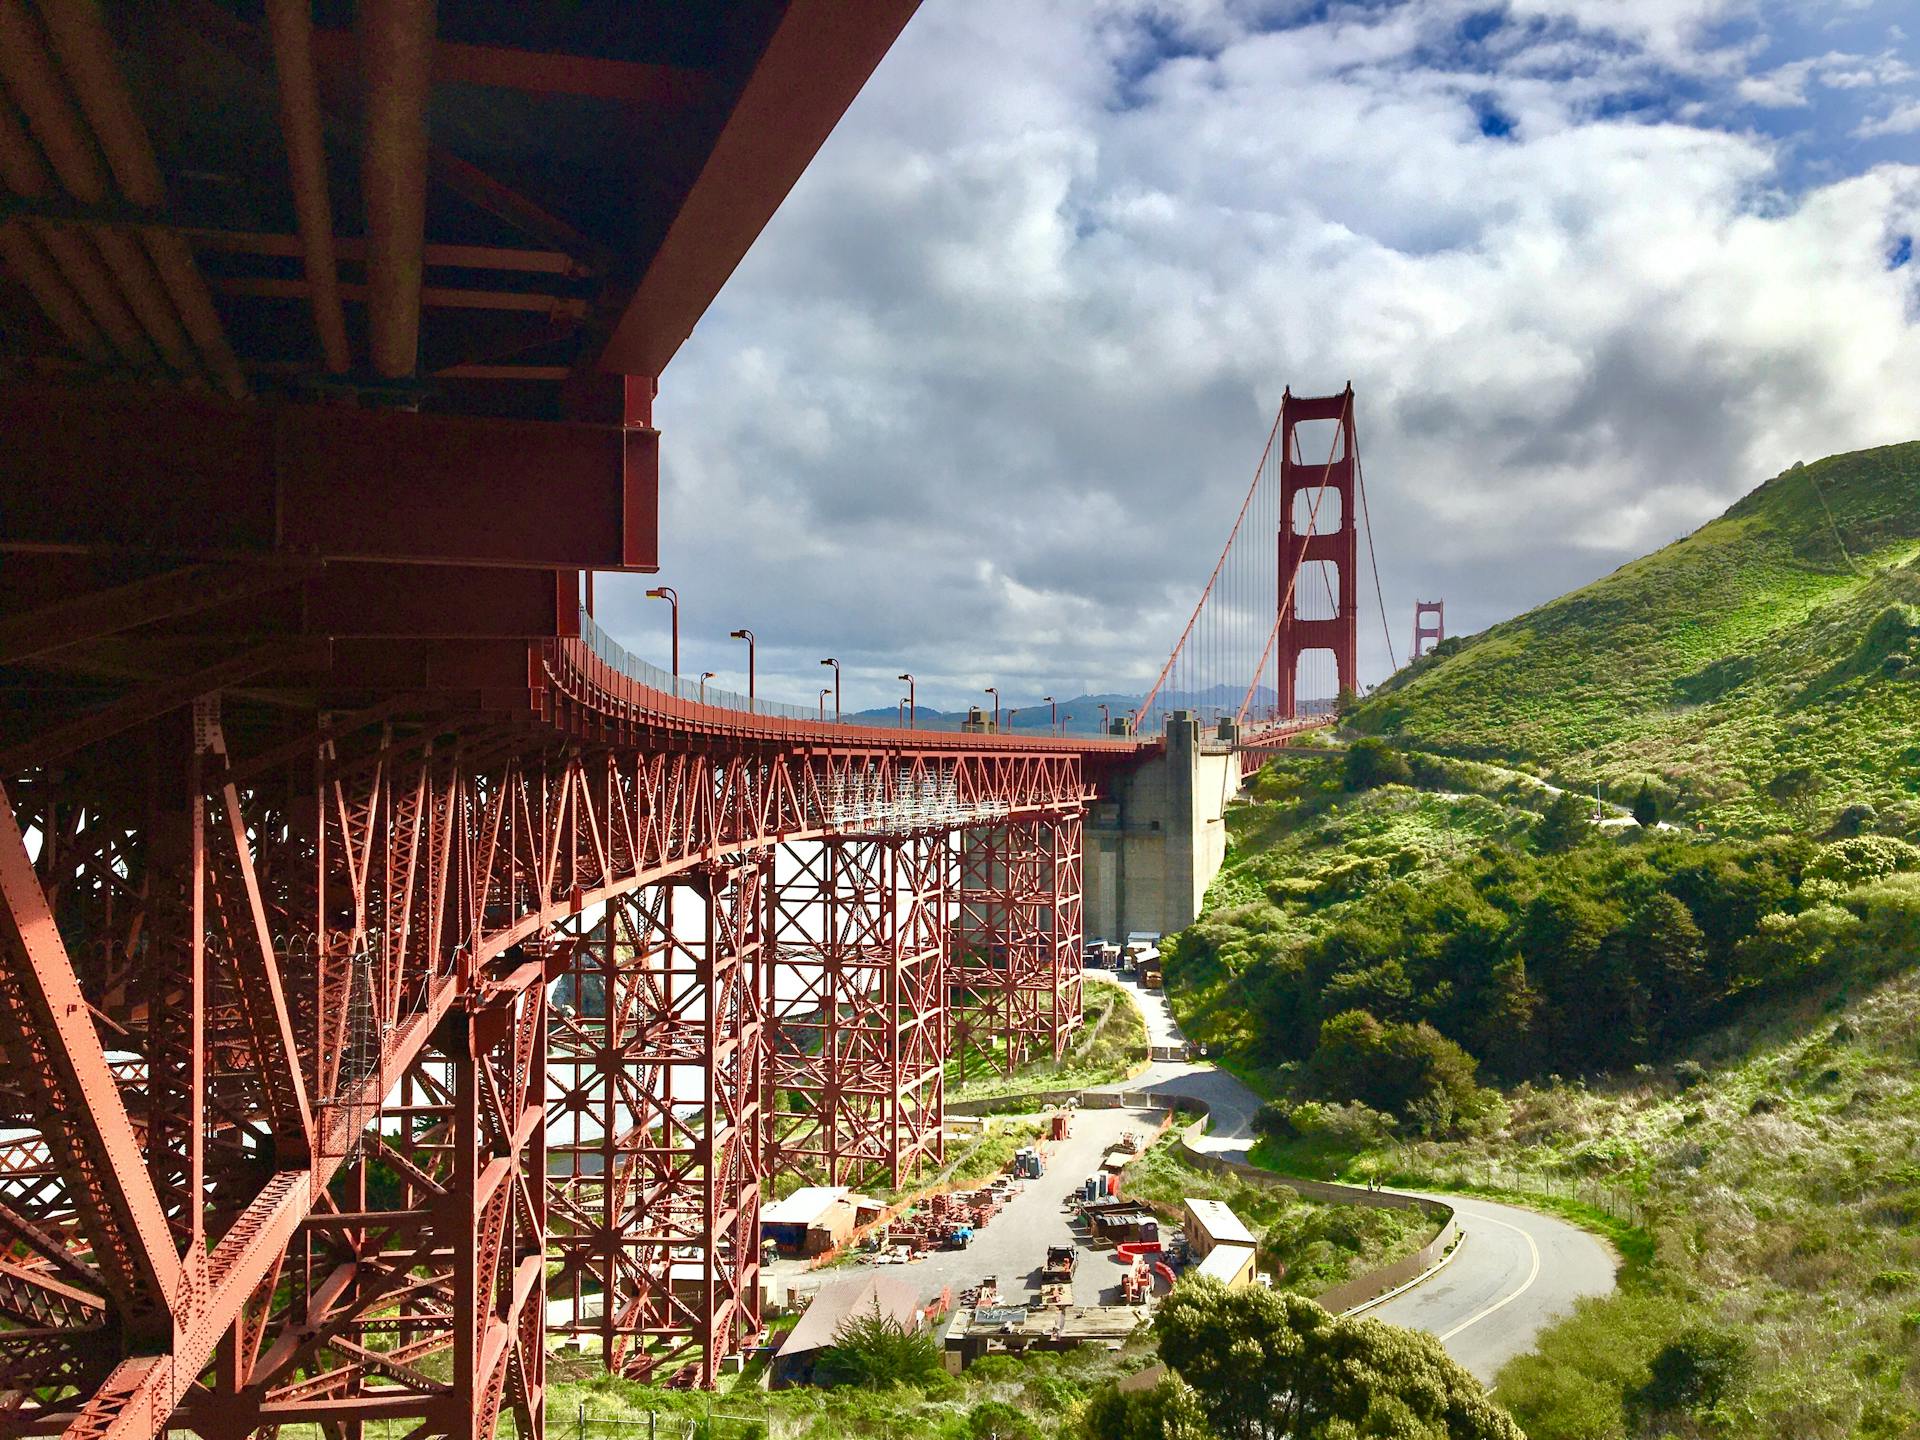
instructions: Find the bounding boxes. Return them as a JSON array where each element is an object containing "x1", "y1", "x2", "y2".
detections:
[
  {"x1": 951, "y1": 815, "x2": 1086, "y2": 1075},
  {"x1": 766, "y1": 834, "x2": 949, "y2": 1190},
  {"x1": 0, "y1": 684, "x2": 1098, "y2": 1432},
  {"x1": 546, "y1": 865, "x2": 767, "y2": 1391}
]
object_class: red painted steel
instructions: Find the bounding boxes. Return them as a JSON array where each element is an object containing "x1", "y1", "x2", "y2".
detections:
[
  {"x1": 767, "y1": 834, "x2": 950, "y2": 1188},
  {"x1": 0, "y1": 384, "x2": 659, "y2": 573},
  {"x1": 1413, "y1": 599, "x2": 1446, "y2": 658},
  {"x1": 548, "y1": 865, "x2": 767, "y2": 1389},
  {"x1": 0, "y1": 636, "x2": 1112, "y2": 1431},
  {"x1": 951, "y1": 813, "x2": 1085, "y2": 1074},
  {"x1": 1277, "y1": 387, "x2": 1360, "y2": 717}
]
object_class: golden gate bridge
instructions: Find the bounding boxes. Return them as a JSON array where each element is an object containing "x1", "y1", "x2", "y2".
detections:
[{"x1": 0, "y1": 3, "x2": 1390, "y2": 1434}]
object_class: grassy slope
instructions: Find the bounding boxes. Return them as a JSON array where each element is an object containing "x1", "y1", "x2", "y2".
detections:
[
  {"x1": 1352, "y1": 442, "x2": 1920, "y2": 835},
  {"x1": 1258, "y1": 961, "x2": 1920, "y2": 1438},
  {"x1": 946, "y1": 975, "x2": 1148, "y2": 1103}
]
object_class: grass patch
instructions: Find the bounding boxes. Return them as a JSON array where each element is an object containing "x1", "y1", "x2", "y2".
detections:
[
  {"x1": 947, "y1": 977, "x2": 1148, "y2": 1104},
  {"x1": 547, "y1": 1326, "x2": 1155, "y2": 1439}
]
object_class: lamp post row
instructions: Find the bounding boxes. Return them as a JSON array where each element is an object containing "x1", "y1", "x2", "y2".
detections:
[{"x1": 639, "y1": 586, "x2": 1070, "y2": 733}]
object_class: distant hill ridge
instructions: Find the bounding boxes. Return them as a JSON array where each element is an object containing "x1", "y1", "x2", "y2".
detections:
[
  {"x1": 1353, "y1": 441, "x2": 1920, "y2": 834},
  {"x1": 851, "y1": 685, "x2": 1291, "y2": 734}
]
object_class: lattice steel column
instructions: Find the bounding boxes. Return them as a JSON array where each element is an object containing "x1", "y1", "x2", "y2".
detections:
[
  {"x1": 952, "y1": 814, "x2": 1084, "y2": 1072},
  {"x1": 547, "y1": 858, "x2": 767, "y2": 1388},
  {"x1": 767, "y1": 834, "x2": 949, "y2": 1188}
]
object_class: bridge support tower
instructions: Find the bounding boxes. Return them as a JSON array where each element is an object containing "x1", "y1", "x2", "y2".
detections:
[
  {"x1": 547, "y1": 862, "x2": 767, "y2": 1389},
  {"x1": 1278, "y1": 386, "x2": 1360, "y2": 716},
  {"x1": 766, "y1": 834, "x2": 949, "y2": 1189},
  {"x1": 951, "y1": 816, "x2": 1084, "y2": 1073},
  {"x1": 1412, "y1": 599, "x2": 1445, "y2": 657}
]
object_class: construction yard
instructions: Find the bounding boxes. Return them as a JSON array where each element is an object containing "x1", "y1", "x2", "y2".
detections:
[{"x1": 766, "y1": 1102, "x2": 1170, "y2": 1313}]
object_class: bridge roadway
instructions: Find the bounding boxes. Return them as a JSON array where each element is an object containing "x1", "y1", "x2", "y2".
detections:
[{"x1": 1106, "y1": 976, "x2": 1618, "y2": 1387}]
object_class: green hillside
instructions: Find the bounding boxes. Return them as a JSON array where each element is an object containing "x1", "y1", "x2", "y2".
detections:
[{"x1": 1353, "y1": 442, "x2": 1920, "y2": 834}]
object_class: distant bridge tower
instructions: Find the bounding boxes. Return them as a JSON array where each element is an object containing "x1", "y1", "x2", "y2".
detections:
[
  {"x1": 1278, "y1": 386, "x2": 1359, "y2": 716},
  {"x1": 1412, "y1": 598, "x2": 1445, "y2": 657}
]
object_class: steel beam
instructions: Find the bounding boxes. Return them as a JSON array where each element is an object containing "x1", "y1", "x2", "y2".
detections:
[
  {"x1": 597, "y1": 0, "x2": 920, "y2": 376},
  {"x1": 0, "y1": 383, "x2": 658, "y2": 571},
  {"x1": 767, "y1": 833, "x2": 948, "y2": 1188}
]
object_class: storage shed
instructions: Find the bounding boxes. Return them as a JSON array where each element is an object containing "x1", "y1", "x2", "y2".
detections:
[
  {"x1": 1192, "y1": 1242, "x2": 1257, "y2": 1289},
  {"x1": 762, "y1": 1186, "x2": 854, "y2": 1256},
  {"x1": 1182, "y1": 1198, "x2": 1255, "y2": 1259}
]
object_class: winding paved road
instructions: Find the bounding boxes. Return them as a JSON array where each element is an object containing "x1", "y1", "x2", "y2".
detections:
[{"x1": 1096, "y1": 974, "x2": 1618, "y2": 1384}]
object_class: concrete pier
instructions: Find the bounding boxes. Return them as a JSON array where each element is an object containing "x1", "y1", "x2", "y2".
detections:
[{"x1": 1084, "y1": 712, "x2": 1245, "y2": 939}]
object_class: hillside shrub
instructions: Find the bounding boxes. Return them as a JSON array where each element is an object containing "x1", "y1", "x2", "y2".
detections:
[
  {"x1": 1343, "y1": 739, "x2": 1412, "y2": 791},
  {"x1": 1629, "y1": 1325, "x2": 1753, "y2": 1421}
]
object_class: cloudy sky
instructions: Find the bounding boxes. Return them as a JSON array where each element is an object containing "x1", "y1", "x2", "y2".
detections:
[{"x1": 597, "y1": 0, "x2": 1920, "y2": 714}]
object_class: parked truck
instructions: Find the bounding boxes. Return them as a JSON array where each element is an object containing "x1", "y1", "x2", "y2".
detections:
[{"x1": 1042, "y1": 1245, "x2": 1077, "y2": 1285}]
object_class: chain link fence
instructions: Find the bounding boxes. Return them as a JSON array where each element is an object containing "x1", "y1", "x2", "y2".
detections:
[{"x1": 1395, "y1": 1154, "x2": 1647, "y2": 1229}]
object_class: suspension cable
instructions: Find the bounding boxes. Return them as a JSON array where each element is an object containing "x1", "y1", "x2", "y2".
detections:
[
  {"x1": 1353, "y1": 417, "x2": 1397, "y2": 671},
  {"x1": 1132, "y1": 403, "x2": 1286, "y2": 730},
  {"x1": 1236, "y1": 388, "x2": 1352, "y2": 726}
]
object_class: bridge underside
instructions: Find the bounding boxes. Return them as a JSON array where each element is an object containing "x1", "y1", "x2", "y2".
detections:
[{"x1": 0, "y1": 1, "x2": 1141, "y2": 1429}]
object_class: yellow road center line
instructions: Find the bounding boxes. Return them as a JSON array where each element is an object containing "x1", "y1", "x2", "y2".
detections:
[{"x1": 1437, "y1": 1210, "x2": 1540, "y2": 1342}]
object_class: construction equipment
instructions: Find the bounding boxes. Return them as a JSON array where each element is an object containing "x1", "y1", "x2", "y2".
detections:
[{"x1": 1043, "y1": 1245, "x2": 1078, "y2": 1284}]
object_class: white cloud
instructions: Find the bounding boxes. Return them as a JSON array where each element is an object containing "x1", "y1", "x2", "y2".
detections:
[
  {"x1": 1858, "y1": 98, "x2": 1920, "y2": 136},
  {"x1": 1740, "y1": 57, "x2": 1816, "y2": 106},
  {"x1": 610, "y1": 0, "x2": 1920, "y2": 710}
]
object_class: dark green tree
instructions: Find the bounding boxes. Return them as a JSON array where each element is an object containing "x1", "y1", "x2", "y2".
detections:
[
  {"x1": 1080, "y1": 1375, "x2": 1211, "y2": 1440},
  {"x1": 1152, "y1": 1279, "x2": 1524, "y2": 1440},
  {"x1": 1630, "y1": 1325, "x2": 1753, "y2": 1421},
  {"x1": 1618, "y1": 891, "x2": 1709, "y2": 1040},
  {"x1": 1308, "y1": 1011, "x2": 1488, "y2": 1135},
  {"x1": 1473, "y1": 954, "x2": 1543, "y2": 1079},
  {"x1": 814, "y1": 1301, "x2": 942, "y2": 1388},
  {"x1": 1343, "y1": 738, "x2": 1412, "y2": 791},
  {"x1": 969, "y1": 1399, "x2": 1037, "y2": 1440},
  {"x1": 1533, "y1": 789, "x2": 1591, "y2": 853},
  {"x1": 1632, "y1": 783, "x2": 1659, "y2": 828}
]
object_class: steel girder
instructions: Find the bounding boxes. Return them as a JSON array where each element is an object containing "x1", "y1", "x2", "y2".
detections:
[
  {"x1": 0, "y1": 683, "x2": 1091, "y2": 1432},
  {"x1": 546, "y1": 863, "x2": 767, "y2": 1388},
  {"x1": 951, "y1": 814, "x2": 1086, "y2": 1075},
  {"x1": 766, "y1": 834, "x2": 949, "y2": 1190}
]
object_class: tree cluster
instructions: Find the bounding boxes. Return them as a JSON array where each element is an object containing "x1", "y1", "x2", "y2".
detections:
[
  {"x1": 1084, "y1": 1279, "x2": 1522, "y2": 1440},
  {"x1": 1175, "y1": 829, "x2": 1826, "y2": 1102}
]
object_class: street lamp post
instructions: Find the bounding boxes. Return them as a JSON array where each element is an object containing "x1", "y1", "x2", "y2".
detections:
[
  {"x1": 898, "y1": 673, "x2": 915, "y2": 729},
  {"x1": 820, "y1": 657, "x2": 840, "y2": 722},
  {"x1": 818, "y1": 688, "x2": 830, "y2": 721},
  {"x1": 985, "y1": 686, "x2": 999, "y2": 731},
  {"x1": 729, "y1": 629, "x2": 755, "y2": 711},
  {"x1": 897, "y1": 697, "x2": 907, "y2": 727},
  {"x1": 1045, "y1": 695, "x2": 1056, "y2": 733},
  {"x1": 699, "y1": 670, "x2": 716, "y2": 705},
  {"x1": 645, "y1": 585, "x2": 680, "y2": 679},
  {"x1": 1008, "y1": 708, "x2": 1020, "y2": 731},
  {"x1": 1098, "y1": 703, "x2": 1110, "y2": 734}
]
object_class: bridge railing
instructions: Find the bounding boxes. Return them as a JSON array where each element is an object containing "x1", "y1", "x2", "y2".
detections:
[{"x1": 576, "y1": 610, "x2": 1004, "y2": 734}]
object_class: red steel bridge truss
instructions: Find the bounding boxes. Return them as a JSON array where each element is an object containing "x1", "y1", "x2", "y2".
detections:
[
  {"x1": 0, "y1": 2, "x2": 1368, "y2": 1433},
  {"x1": 0, "y1": 648, "x2": 1111, "y2": 1431}
]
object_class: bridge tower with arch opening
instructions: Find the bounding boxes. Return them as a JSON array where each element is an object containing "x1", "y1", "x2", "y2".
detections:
[{"x1": 1277, "y1": 386, "x2": 1359, "y2": 716}]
